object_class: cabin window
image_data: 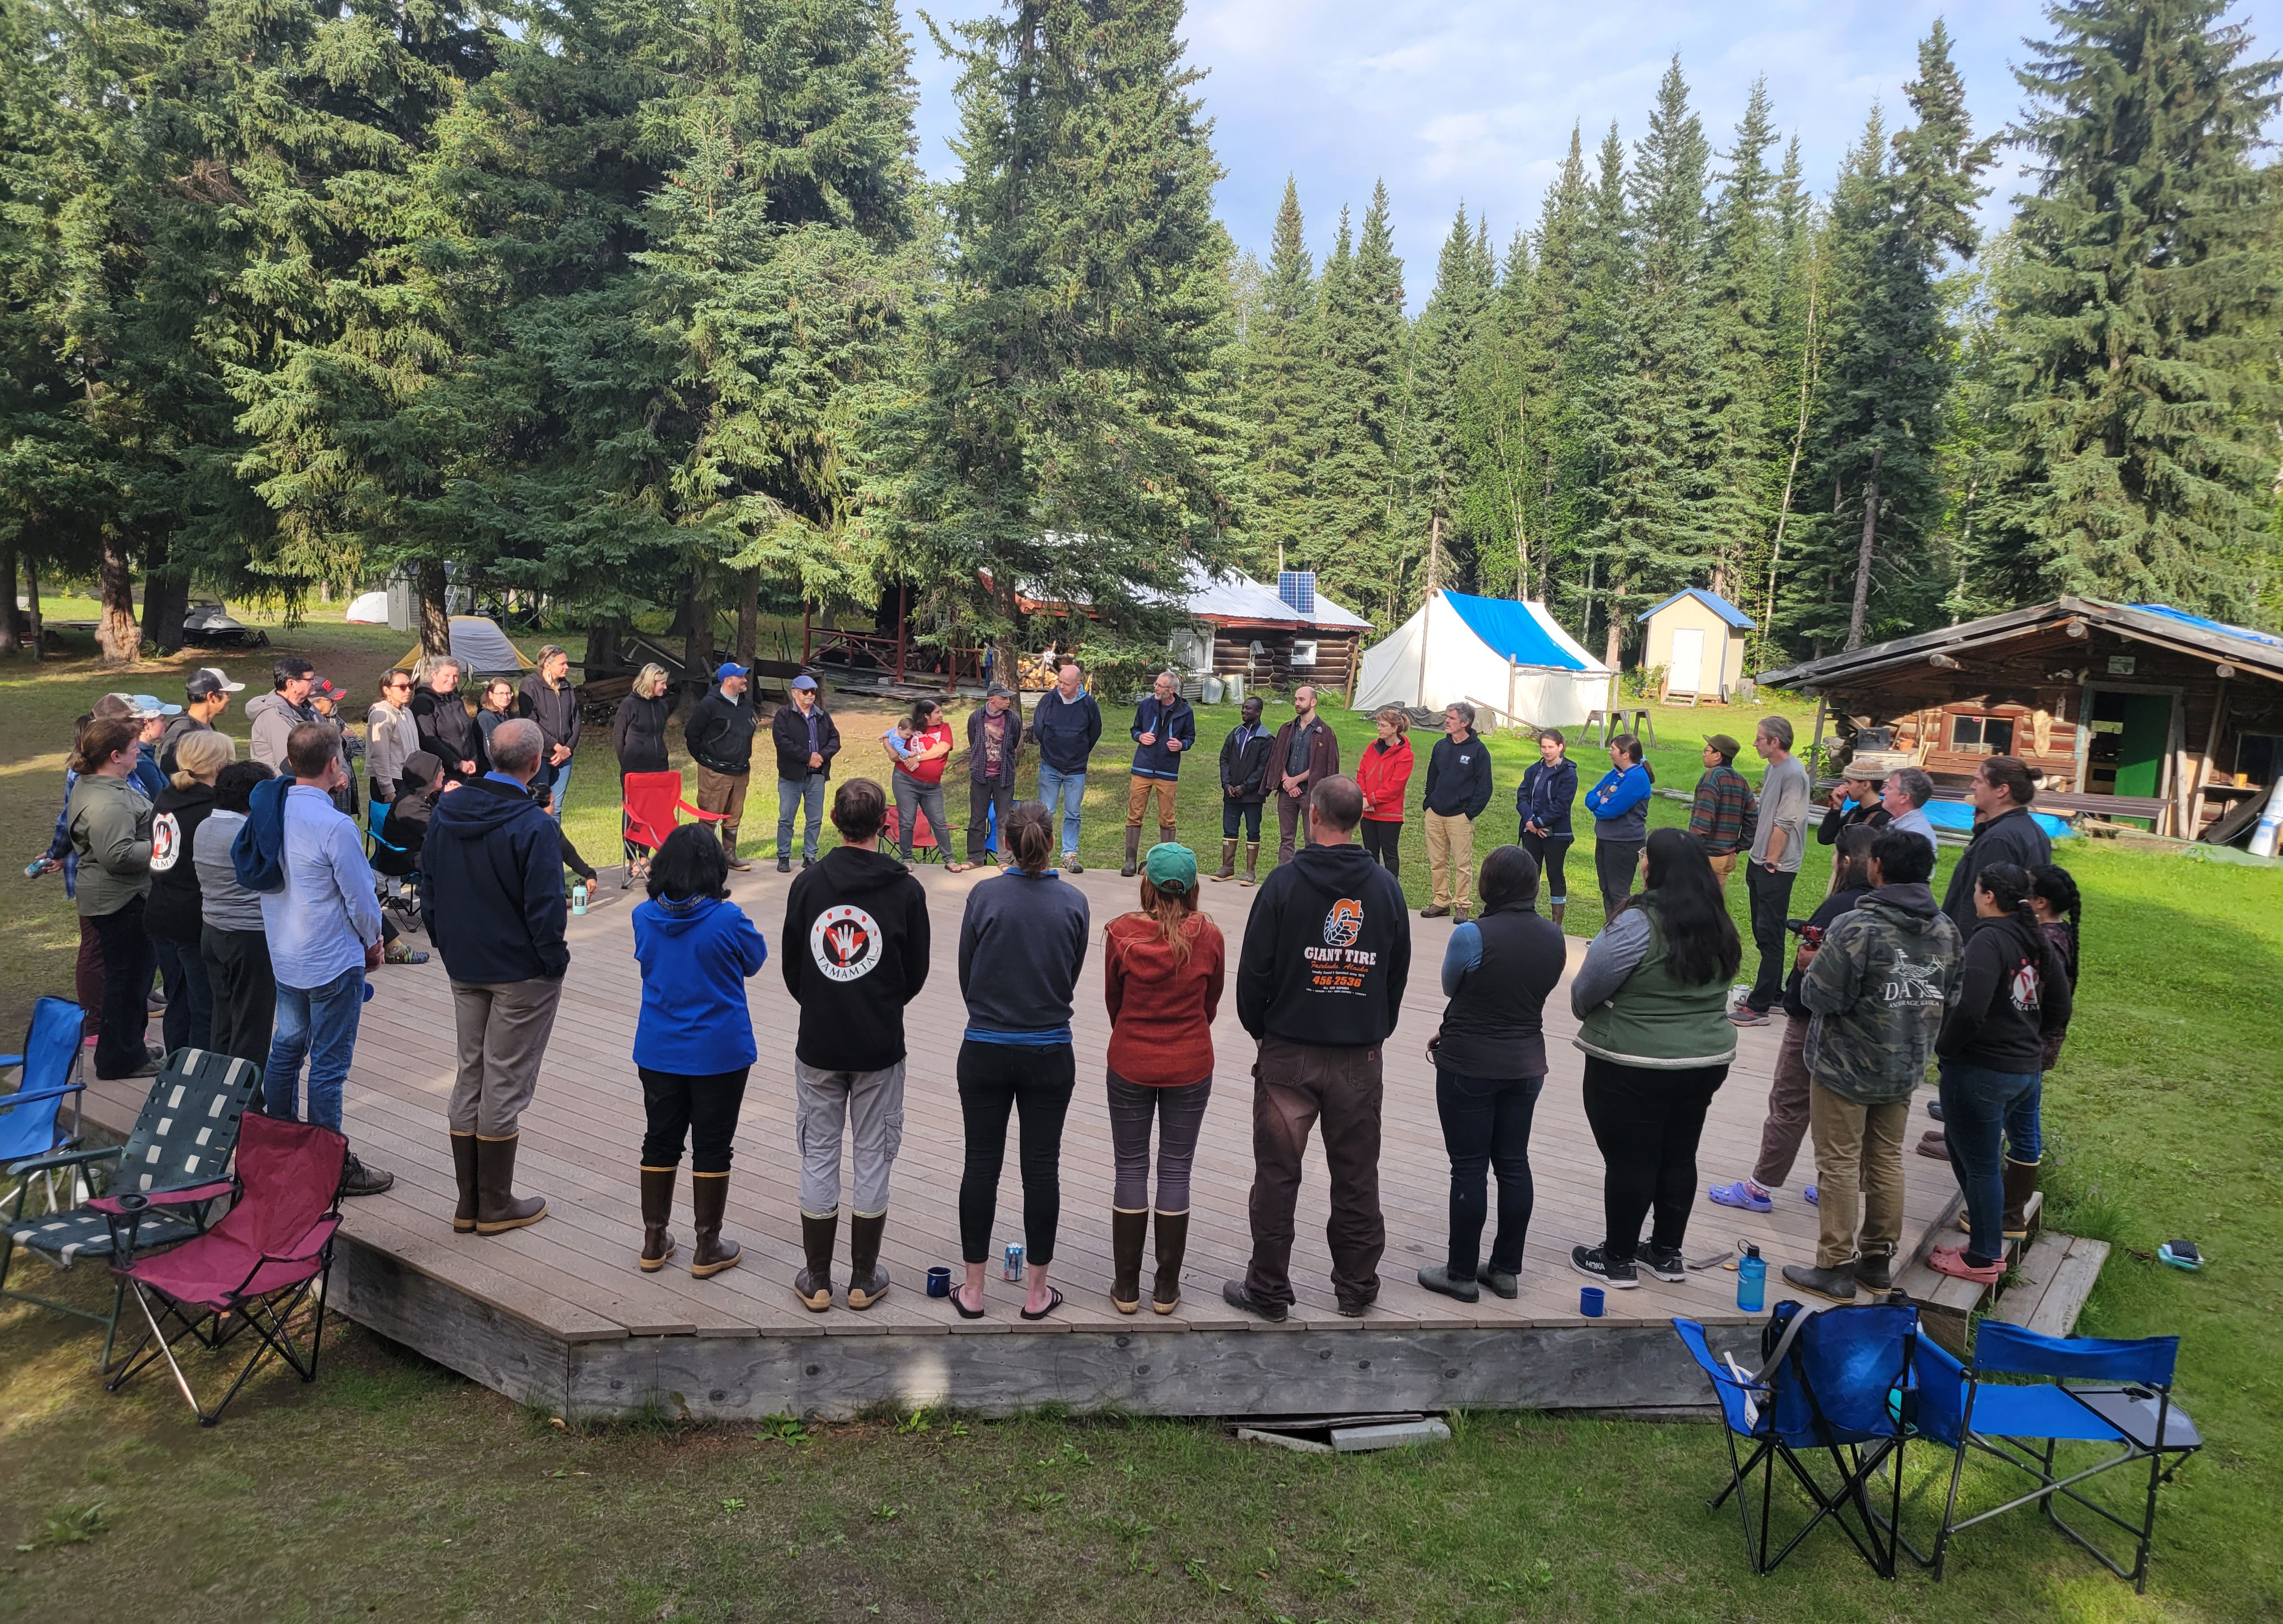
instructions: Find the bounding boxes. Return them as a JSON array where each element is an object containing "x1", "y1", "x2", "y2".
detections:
[
  {"x1": 1949, "y1": 714, "x2": 2015, "y2": 755},
  {"x1": 1290, "y1": 640, "x2": 1318, "y2": 668}
]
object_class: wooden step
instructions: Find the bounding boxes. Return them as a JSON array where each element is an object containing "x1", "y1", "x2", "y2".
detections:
[{"x1": 1993, "y1": 1235, "x2": 2110, "y2": 1338}]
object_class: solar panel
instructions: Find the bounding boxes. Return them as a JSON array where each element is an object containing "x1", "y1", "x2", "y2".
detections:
[{"x1": 1276, "y1": 571, "x2": 1316, "y2": 617}]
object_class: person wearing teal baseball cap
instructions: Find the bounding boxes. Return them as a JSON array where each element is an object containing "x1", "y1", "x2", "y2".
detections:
[{"x1": 1100, "y1": 839, "x2": 1225, "y2": 1314}]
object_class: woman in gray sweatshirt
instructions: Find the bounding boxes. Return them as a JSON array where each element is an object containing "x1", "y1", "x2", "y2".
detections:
[{"x1": 195, "y1": 761, "x2": 280, "y2": 1068}]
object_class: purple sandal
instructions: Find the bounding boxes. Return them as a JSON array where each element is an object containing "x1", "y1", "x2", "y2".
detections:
[{"x1": 1707, "y1": 1180, "x2": 1772, "y2": 1214}]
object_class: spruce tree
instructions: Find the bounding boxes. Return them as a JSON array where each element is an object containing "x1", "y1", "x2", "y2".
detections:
[
  {"x1": 1310, "y1": 181, "x2": 1410, "y2": 620},
  {"x1": 1240, "y1": 177, "x2": 1320, "y2": 569},
  {"x1": 1995, "y1": 0, "x2": 2283, "y2": 618},
  {"x1": 1701, "y1": 79, "x2": 1782, "y2": 598},
  {"x1": 1409, "y1": 203, "x2": 1494, "y2": 589}
]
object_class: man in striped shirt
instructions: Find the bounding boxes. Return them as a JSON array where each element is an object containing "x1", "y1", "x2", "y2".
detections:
[{"x1": 1688, "y1": 734, "x2": 1756, "y2": 886}]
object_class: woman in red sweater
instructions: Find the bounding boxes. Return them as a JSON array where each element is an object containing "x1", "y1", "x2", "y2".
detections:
[
  {"x1": 1101, "y1": 841, "x2": 1225, "y2": 1313},
  {"x1": 1355, "y1": 707, "x2": 1414, "y2": 873}
]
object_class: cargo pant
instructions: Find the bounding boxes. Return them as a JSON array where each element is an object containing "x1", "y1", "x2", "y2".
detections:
[
  {"x1": 794, "y1": 1058, "x2": 907, "y2": 1219},
  {"x1": 1241, "y1": 1037, "x2": 1385, "y2": 1310},
  {"x1": 1807, "y1": 1082, "x2": 1909, "y2": 1269}
]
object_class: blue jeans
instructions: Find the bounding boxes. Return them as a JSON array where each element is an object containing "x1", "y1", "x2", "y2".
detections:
[
  {"x1": 264, "y1": 965, "x2": 366, "y2": 1132},
  {"x1": 1938, "y1": 1059, "x2": 2038, "y2": 1263},
  {"x1": 152, "y1": 934, "x2": 213, "y2": 1053},
  {"x1": 2006, "y1": 1072, "x2": 2043, "y2": 1162},
  {"x1": 542, "y1": 753, "x2": 571, "y2": 823},
  {"x1": 777, "y1": 773, "x2": 827, "y2": 861},
  {"x1": 1037, "y1": 764, "x2": 1087, "y2": 856}
]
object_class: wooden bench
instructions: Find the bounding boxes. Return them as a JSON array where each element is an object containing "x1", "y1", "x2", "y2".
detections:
[{"x1": 1931, "y1": 789, "x2": 2174, "y2": 837}]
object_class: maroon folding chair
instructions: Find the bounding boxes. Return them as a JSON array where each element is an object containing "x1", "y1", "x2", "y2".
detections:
[{"x1": 102, "y1": 1113, "x2": 348, "y2": 1426}]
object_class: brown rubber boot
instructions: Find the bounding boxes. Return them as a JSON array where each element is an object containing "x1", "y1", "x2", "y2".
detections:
[
  {"x1": 1120, "y1": 825, "x2": 1142, "y2": 876},
  {"x1": 793, "y1": 1208, "x2": 835, "y2": 1306},
  {"x1": 846, "y1": 1210, "x2": 890, "y2": 1310},
  {"x1": 473, "y1": 1135, "x2": 546, "y2": 1234},
  {"x1": 1550, "y1": 901, "x2": 1566, "y2": 927},
  {"x1": 1110, "y1": 1208, "x2": 1148, "y2": 1314},
  {"x1": 638, "y1": 1166, "x2": 677, "y2": 1271},
  {"x1": 450, "y1": 1132, "x2": 479, "y2": 1233},
  {"x1": 2002, "y1": 1156, "x2": 2041, "y2": 1240},
  {"x1": 1158, "y1": 823, "x2": 1177, "y2": 858},
  {"x1": 1151, "y1": 1209, "x2": 1190, "y2": 1314},
  {"x1": 1210, "y1": 839, "x2": 1238, "y2": 882},
  {"x1": 689, "y1": 1172, "x2": 742, "y2": 1278},
  {"x1": 1239, "y1": 842, "x2": 1259, "y2": 885}
]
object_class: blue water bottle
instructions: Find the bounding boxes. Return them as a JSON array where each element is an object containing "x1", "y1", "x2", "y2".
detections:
[{"x1": 1737, "y1": 1244, "x2": 1767, "y2": 1314}]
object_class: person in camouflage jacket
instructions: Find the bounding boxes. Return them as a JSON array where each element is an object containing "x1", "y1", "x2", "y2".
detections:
[{"x1": 1786, "y1": 829, "x2": 1963, "y2": 1300}]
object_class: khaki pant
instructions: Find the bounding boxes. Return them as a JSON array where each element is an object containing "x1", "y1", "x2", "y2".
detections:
[
  {"x1": 1423, "y1": 811, "x2": 1476, "y2": 909},
  {"x1": 1126, "y1": 774, "x2": 1177, "y2": 829},
  {"x1": 1807, "y1": 1082, "x2": 1909, "y2": 1269},
  {"x1": 1708, "y1": 851, "x2": 1738, "y2": 887},
  {"x1": 448, "y1": 978, "x2": 564, "y2": 1139},
  {"x1": 695, "y1": 765, "x2": 750, "y2": 840}
]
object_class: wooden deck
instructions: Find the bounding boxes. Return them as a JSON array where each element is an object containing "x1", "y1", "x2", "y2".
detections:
[{"x1": 81, "y1": 858, "x2": 1966, "y2": 1420}]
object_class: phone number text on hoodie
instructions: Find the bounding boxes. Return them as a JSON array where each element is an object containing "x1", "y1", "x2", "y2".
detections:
[{"x1": 1305, "y1": 945, "x2": 1378, "y2": 995}]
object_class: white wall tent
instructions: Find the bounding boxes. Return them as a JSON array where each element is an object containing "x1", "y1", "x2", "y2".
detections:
[
  {"x1": 397, "y1": 616, "x2": 534, "y2": 678},
  {"x1": 1352, "y1": 592, "x2": 1610, "y2": 727}
]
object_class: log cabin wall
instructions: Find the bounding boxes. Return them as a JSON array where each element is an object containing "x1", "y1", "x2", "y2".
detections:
[{"x1": 1206, "y1": 625, "x2": 1359, "y2": 696}]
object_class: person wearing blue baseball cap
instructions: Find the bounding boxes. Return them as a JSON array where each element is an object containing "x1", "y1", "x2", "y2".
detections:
[
  {"x1": 685, "y1": 663, "x2": 759, "y2": 869},
  {"x1": 769, "y1": 672, "x2": 840, "y2": 873}
]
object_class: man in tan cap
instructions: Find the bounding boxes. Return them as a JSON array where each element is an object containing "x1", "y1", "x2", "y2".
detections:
[{"x1": 1687, "y1": 734, "x2": 1755, "y2": 886}]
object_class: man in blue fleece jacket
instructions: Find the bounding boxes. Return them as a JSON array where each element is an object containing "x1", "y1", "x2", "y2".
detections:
[
  {"x1": 1122, "y1": 670, "x2": 1195, "y2": 877},
  {"x1": 1029, "y1": 660, "x2": 1103, "y2": 871},
  {"x1": 421, "y1": 718, "x2": 568, "y2": 1237}
]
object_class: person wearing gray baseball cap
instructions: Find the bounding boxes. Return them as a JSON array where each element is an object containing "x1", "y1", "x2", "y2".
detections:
[{"x1": 159, "y1": 667, "x2": 244, "y2": 775}]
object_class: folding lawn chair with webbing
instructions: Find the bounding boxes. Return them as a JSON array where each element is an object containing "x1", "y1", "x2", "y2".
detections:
[
  {"x1": 2, "y1": 1048, "x2": 260, "y2": 1369},
  {"x1": 1901, "y1": 1321, "x2": 2199, "y2": 1593},
  {"x1": 104, "y1": 1112, "x2": 347, "y2": 1426},
  {"x1": 1674, "y1": 1301, "x2": 1919, "y2": 1578},
  {"x1": 1, "y1": 996, "x2": 88, "y2": 1216}
]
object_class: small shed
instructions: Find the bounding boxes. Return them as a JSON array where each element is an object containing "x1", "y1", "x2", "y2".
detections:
[
  {"x1": 1353, "y1": 591, "x2": 1610, "y2": 727},
  {"x1": 1757, "y1": 597, "x2": 2283, "y2": 841},
  {"x1": 1636, "y1": 588, "x2": 1755, "y2": 702}
]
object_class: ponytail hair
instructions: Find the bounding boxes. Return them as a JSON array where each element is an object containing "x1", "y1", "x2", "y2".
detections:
[
  {"x1": 1003, "y1": 800, "x2": 1055, "y2": 874},
  {"x1": 71, "y1": 717, "x2": 141, "y2": 776},
  {"x1": 2029, "y1": 862, "x2": 2082, "y2": 989},
  {"x1": 1980, "y1": 859, "x2": 2067, "y2": 992}
]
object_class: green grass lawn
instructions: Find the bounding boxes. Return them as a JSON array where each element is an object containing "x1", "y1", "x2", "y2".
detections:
[{"x1": 3, "y1": 615, "x2": 2280, "y2": 1620}]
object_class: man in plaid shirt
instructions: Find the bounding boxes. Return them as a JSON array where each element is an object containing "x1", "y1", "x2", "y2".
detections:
[{"x1": 1690, "y1": 734, "x2": 1756, "y2": 886}]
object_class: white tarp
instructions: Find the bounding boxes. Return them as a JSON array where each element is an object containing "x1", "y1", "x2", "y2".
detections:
[
  {"x1": 1352, "y1": 592, "x2": 1610, "y2": 728},
  {"x1": 345, "y1": 590, "x2": 390, "y2": 624}
]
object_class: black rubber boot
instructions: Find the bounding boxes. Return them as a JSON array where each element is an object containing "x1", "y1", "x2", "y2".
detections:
[
  {"x1": 1151, "y1": 1209, "x2": 1190, "y2": 1313},
  {"x1": 1121, "y1": 826, "x2": 1141, "y2": 876},
  {"x1": 639, "y1": 1166, "x2": 677, "y2": 1271},
  {"x1": 450, "y1": 1132, "x2": 478, "y2": 1233},
  {"x1": 2002, "y1": 1156, "x2": 2041, "y2": 1240},
  {"x1": 689, "y1": 1173, "x2": 742, "y2": 1278},
  {"x1": 1239, "y1": 842, "x2": 1259, "y2": 885}
]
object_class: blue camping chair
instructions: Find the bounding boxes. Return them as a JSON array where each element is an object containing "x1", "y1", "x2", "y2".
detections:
[
  {"x1": 1909, "y1": 1322, "x2": 2198, "y2": 1593},
  {"x1": 1, "y1": 997, "x2": 88, "y2": 1215},
  {"x1": 1675, "y1": 1302, "x2": 1919, "y2": 1578}
]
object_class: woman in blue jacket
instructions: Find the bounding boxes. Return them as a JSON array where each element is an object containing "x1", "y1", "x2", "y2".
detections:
[
  {"x1": 1584, "y1": 733, "x2": 1653, "y2": 919},
  {"x1": 631, "y1": 824, "x2": 769, "y2": 1279},
  {"x1": 1516, "y1": 729, "x2": 1578, "y2": 925}
]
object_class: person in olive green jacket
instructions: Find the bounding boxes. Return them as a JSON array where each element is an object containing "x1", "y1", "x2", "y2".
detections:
[
  {"x1": 65, "y1": 715, "x2": 161, "y2": 1079},
  {"x1": 1568, "y1": 826, "x2": 1742, "y2": 1291}
]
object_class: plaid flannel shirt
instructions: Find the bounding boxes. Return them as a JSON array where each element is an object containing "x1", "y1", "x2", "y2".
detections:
[{"x1": 1689, "y1": 764, "x2": 1755, "y2": 856}]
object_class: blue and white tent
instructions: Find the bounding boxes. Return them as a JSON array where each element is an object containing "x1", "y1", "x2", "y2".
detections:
[{"x1": 1353, "y1": 591, "x2": 1611, "y2": 726}]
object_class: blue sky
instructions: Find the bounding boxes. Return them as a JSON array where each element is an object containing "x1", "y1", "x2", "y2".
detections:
[{"x1": 907, "y1": 2, "x2": 2269, "y2": 309}]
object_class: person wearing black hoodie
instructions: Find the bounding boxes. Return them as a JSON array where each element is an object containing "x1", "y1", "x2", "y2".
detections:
[
  {"x1": 1929, "y1": 860, "x2": 2071, "y2": 1286},
  {"x1": 1224, "y1": 775, "x2": 1412, "y2": 1321},
  {"x1": 146, "y1": 729, "x2": 236, "y2": 1053},
  {"x1": 781, "y1": 778, "x2": 933, "y2": 1312},
  {"x1": 421, "y1": 719, "x2": 569, "y2": 1238},
  {"x1": 411, "y1": 657, "x2": 487, "y2": 783},
  {"x1": 1940, "y1": 757, "x2": 2051, "y2": 939}
]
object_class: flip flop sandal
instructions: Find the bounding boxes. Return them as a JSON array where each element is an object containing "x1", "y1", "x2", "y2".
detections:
[
  {"x1": 1018, "y1": 1287, "x2": 1064, "y2": 1322},
  {"x1": 947, "y1": 1282, "x2": 984, "y2": 1319}
]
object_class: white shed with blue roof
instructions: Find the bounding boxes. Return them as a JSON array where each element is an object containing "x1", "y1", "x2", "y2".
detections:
[{"x1": 1636, "y1": 586, "x2": 1756, "y2": 703}]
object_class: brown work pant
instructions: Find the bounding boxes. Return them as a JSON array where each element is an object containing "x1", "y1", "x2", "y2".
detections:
[
  {"x1": 1808, "y1": 1082, "x2": 1909, "y2": 1269},
  {"x1": 1242, "y1": 1037, "x2": 1385, "y2": 1309},
  {"x1": 1276, "y1": 790, "x2": 1310, "y2": 864},
  {"x1": 695, "y1": 765, "x2": 750, "y2": 841},
  {"x1": 1126, "y1": 774, "x2": 1177, "y2": 830},
  {"x1": 1751, "y1": 1015, "x2": 1814, "y2": 1188}
]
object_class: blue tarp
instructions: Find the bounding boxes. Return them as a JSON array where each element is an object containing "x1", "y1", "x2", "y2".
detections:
[
  {"x1": 1924, "y1": 799, "x2": 2074, "y2": 841},
  {"x1": 2129, "y1": 603, "x2": 2283, "y2": 650},
  {"x1": 1442, "y1": 592, "x2": 1593, "y2": 671}
]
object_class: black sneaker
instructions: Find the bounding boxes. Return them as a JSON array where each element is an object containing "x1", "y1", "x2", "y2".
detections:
[
  {"x1": 1853, "y1": 1251, "x2": 1893, "y2": 1292},
  {"x1": 341, "y1": 1151, "x2": 396, "y2": 1198},
  {"x1": 776, "y1": 857, "x2": 792, "y2": 873},
  {"x1": 1637, "y1": 1244, "x2": 1687, "y2": 1283},
  {"x1": 1571, "y1": 1245, "x2": 1638, "y2": 1289},
  {"x1": 1781, "y1": 1262, "x2": 1859, "y2": 1302},
  {"x1": 1220, "y1": 1278, "x2": 1286, "y2": 1322}
]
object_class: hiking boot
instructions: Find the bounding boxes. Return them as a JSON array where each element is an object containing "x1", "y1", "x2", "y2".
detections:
[
  {"x1": 1420, "y1": 903, "x2": 1450, "y2": 919},
  {"x1": 1452, "y1": 905, "x2": 1470, "y2": 924},
  {"x1": 1417, "y1": 1264, "x2": 1479, "y2": 1304},
  {"x1": 1636, "y1": 1244, "x2": 1687, "y2": 1283},
  {"x1": 1120, "y1": 826, "x2": 1141, "y2": 877},
  {"x1": 1210, "y1": 839, "x2": 1238, "y2": 882},
  {"x1": 1570, "y1": 1245, "x2": 1638, "y2": 1289},
  {"x1": 1221, "y1": 1278, "x2": 1286, "y2": 1322},
  {"x1": 450, "y1": 1132, "x2": 479, "y2": 1232},
  {"x1": 846, "y1": 1210, "x2": 891, "y2": 1310},
  {"x1": 1782, "y1": 1262, "x2": 1858, "y2": 1303},
  {"x1": 1853, "y1": 1250, "x2": 1893, "y2": 1292},
  {"x1": 639, "y1": 1166, "x2": 677, "y2": 1271},
  {"x1": 1110, "y1": 1207, "x2": 1148, "y2": 1314},
  {"x1": 341, "y1": 1150, "x2": 396, "y2": 1198},
  {"x1": 775, "y1": 856, "x2": 790, "y2": 874},
  {"x1": 1063, "y1": 851, "x2": 1084, "y2": 875},
  {"x1": 689, "y1": 1172, "x2": 741, "y2": 1278}
]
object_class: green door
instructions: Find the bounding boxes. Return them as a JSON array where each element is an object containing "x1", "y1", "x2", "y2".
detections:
[{"x1": 2113, "y1": 693, "x2": 2173, "y2": 799}]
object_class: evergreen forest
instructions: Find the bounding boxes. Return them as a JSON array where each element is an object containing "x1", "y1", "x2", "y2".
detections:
[{"x1": 3, "y1": 0, "x2": 2279, "y2": 673}]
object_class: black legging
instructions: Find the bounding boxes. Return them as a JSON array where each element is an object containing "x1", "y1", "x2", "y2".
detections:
[
  {"x1": 1436, "y1": 1066, "x2": 1541, "y2": 1276},
  {"x1": 1580, "y1": 1055, "x2": 1729, "y2": 1261},
  {"x1": 1359, "y1": 819, "x2": 1402, "y2": 870},
  {"x1": 639, "y1": 1065, "x2": 751, "y2": 1174},
  {"x1": 1520, "y1": 830, "x2": 1572, "y2": 906},
  {"x1": 1593, "y1": 838, "x2": 1642, "y2": 918},
  {"x1": 956, "y1": 1039, "x2": 1076, "y2": 1266},
  {"x1": 89, "y1": 897, "x2": 156, "y2": 1079}
]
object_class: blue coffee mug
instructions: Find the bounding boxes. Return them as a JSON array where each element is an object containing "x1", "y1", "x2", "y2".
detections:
[
  {"x1": 926, "y1": 1266, "x2": 951, "y2": 1298},
  {"x1": 1580, "y1": 1285, "x2": 1605, "y2": 1318}
]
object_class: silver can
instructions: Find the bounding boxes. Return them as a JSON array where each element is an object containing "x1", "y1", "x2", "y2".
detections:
[{"x1": 1002, "y1": 1241, "x2": 1024, "y2": 1281}]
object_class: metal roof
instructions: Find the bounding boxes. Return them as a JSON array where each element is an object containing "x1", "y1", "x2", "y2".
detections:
[{"x1": 1636, "y1": 586, "x2": 1757, "y2": 631}]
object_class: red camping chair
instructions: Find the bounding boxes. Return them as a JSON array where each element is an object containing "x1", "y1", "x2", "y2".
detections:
[
  {"x1": 621, "y1": 770, "x2": 726, "y2": 887},
  {"x1": 102, "y1": 1113, "x2": 347, "y2": 1426},
  {"x1": 880, "y1": 804, "x2": 948, "y2": 864}
]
